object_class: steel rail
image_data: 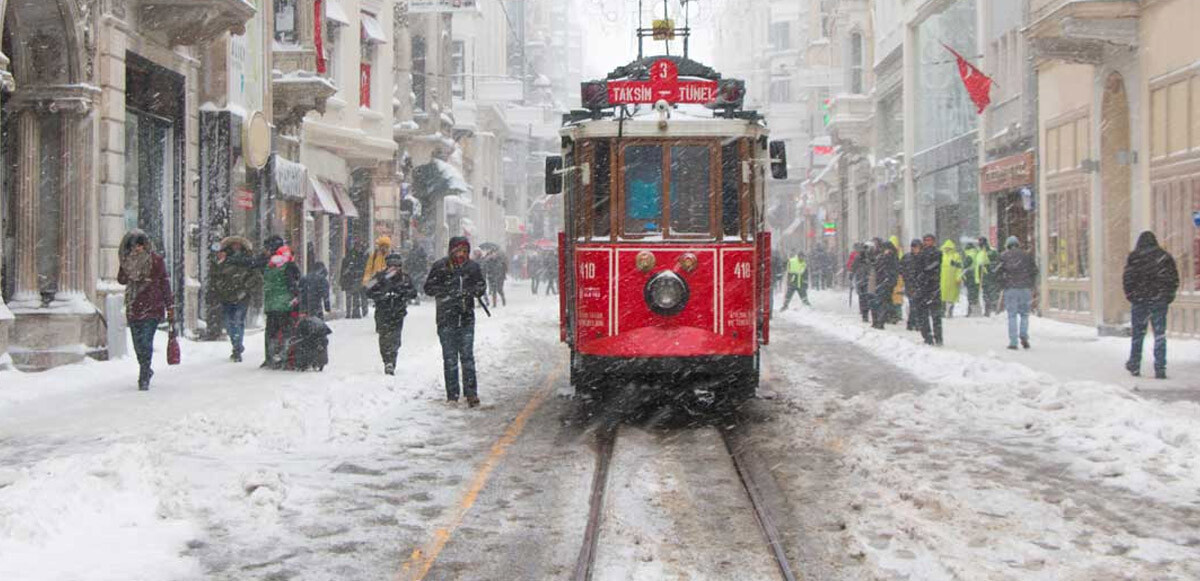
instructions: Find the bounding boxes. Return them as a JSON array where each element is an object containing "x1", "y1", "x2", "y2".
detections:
[
  {"x1": 721, "y1": 425, "x2": 799, "y2": 581},
  {"x1": 573, "y1": 423, "x2": 618, "y2": 581}
]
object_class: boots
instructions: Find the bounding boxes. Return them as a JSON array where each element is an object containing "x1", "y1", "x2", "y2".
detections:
[{"x1": 138, "y1": 365, "x2": 153, "y2": 391}]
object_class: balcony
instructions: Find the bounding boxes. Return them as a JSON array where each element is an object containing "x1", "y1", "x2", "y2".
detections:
[
  {"x1": 273, "y1": 70, "x2": 338, "y2": 130},
  {"x1": 827, "y1": 94, "x2": 873, "y2": 148},
  {"x1": 1025, "y1": 0, "x2": 1139, "y2": 65},
  {"x1": 140, "y1": 0, "x2": 256, "y2": 46}
]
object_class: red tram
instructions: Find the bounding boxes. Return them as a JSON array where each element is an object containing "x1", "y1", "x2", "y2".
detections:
[{"x1": 545, "y1": 55, "x2": 787, "y2": 402}]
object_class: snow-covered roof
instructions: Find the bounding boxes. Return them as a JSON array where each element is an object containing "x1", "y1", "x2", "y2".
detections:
[{"x1": 433, "y1": 158, "x2": 471, "y2": 194}]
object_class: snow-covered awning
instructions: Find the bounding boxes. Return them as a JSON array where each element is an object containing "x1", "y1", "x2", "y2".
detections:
[
  {"x1": 330, "y1": 182, "x2": 359, "y2": 218},
  {"x1": 273, "y1": 156, "x2": 309, "y2": 200},
  {"x1": 325, "y1": 0, "x2": 350, "y2": 26},
  {"x1": 307, "y1": 178, "x2": 341, "y2": 215},
  {"x1": 361, "y1": 12, "x2": 386, "y2": 44}
]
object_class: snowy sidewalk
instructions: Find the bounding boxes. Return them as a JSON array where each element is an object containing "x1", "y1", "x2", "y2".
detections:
[{"x1": 794, "y1": 288, "x2": 1200, "y2": 402}]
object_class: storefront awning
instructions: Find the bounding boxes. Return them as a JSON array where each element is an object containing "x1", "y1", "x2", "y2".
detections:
[
  {"x1": 273, "y1": 156, "x2": 309, "y2": 200},
  {"x1": 361, "y1": 12, "x2": 387, "y2": 44},
  {"x1": 308, "y1": 177, "x2": 341, "y2": 215},
  {"x1": 330, "y1": 182, "x2": 360, "y2": 218},
  {"x1": 326, "y1": 0, "x2": 350, "y2": 25}
]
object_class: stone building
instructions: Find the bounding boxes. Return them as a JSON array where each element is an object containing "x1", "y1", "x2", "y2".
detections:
[
  {"x1": 0, "y1": 0, "x2": 255, "y2": 369},
  {"x1": 1028, "y1": 0, "x2": 1200, "y2": 335}
]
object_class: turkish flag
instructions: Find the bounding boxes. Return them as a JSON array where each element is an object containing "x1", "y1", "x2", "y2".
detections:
[{"x1": 944, "y1": 44, "x2": 992, "y2": 114}]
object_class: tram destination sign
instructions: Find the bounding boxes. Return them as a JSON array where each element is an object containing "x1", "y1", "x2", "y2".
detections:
[{"x1": 607, "y1": 58, "x2": 718, "y2": 105}]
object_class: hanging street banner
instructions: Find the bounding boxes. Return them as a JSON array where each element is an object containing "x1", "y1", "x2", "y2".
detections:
[
  {"x1": 408, "y1": 0, "x2": 479, "y2": 13},
  {"x1": 607, "y1": 58, "x2": 718, "y2": 105}
]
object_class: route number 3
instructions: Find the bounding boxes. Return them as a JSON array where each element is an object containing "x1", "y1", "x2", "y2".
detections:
[
  {"x1": 733, "y1": 262, "x2": 752, "y2": 279},
  {"x1": 579, "y1": 262, "x2": 597, "y2": 280}
]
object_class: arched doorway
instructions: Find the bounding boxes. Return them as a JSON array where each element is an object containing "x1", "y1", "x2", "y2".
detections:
[{"x1": 1099, "y1": 73, "x2": 1132, "y2": 326}]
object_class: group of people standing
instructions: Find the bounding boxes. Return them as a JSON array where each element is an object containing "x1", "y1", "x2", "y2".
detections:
[{"x1": 848, "y1": 234, "x2": 1038, "y2": 349}]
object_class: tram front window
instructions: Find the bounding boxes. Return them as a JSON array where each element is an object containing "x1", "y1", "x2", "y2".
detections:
[
  {"x1": 669, "y1": 145, "x2": 711, "y2": 234},
  {"x1": 624, "y1": 145, "x2": 663, "y2": 234}
]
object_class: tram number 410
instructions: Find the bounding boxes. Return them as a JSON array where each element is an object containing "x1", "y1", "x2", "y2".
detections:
[
  {"x1": 733, "y1": 262, "x2": 753, "y2": 279},
  {"x1": 578, "y1": 262, "x2": 597, "y2": 280}
]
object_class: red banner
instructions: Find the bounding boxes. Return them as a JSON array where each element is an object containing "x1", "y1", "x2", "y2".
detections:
[
  {"x1": 314, "y1": 0, "x2": 326, "y2": 74},
  {"x1": 360, "y1": 63, "x2": 372, "y2": 108},
  {"x1": 607, "y1": 59, "x2": 718, "y2": 105}
]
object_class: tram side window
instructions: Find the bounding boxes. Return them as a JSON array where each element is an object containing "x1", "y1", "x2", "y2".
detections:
[
  {"x1": 593, "y1": 140, "x2": 611, "y2": 238},
  {"x1": 721, "y1": 140, "x2": 741, "y2": 238},
  {"x1": 669, "y1": 145, "x2": 711, "y2": 234},
  {"x1": 624, "y1": 145, "x2": 663, "y2": 234}
]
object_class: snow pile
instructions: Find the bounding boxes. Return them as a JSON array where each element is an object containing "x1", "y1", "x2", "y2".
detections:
[
  {"x1": 787, "y1": 306, "x2": 1200, "y2": 504},
  {"x1": 0, "y1": 444, "x2": 199, "y2": 581}
]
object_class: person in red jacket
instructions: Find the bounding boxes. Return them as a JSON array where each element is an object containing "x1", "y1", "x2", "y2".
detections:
[{"x1": 118, "y1": 229, "x2": 175, "y2": 391}]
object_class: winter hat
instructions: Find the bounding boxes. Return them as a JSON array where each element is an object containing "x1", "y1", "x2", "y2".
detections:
[
  {"x1": 269, "y1": 245, "x2": 293, "y2": 268},
  {"x1": 385, "y1": 253, "x2": 404, "y2": 267},
  {"x1": 264, "y1": 234, "x2": 285, "y2": 253},
  {"x1": 910, "y1": 239, "x2": 922, "y2": 249},
  {"x1": 448, "y1": 236, "x2": 471, "y2": 254},
  {"x1": 1005, "y1": 235, "x2": 1020, "y2": 249},
  {"x1": 1135, "y1": 231, "x2": 1158, "y2": 251}
]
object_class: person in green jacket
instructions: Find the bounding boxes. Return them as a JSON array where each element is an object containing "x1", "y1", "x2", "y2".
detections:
[
  {"x1": 260, "y1": 235, "x2": 301, "y2": 369},
  {"x1": 782, "y1": 250, "x2": 810, "y2": 309},
  {"x1": 962, "y1": 242, "x2": 981, "y2": 317},
  {"x1": 978, "y1": 237, "x2": 1001, "y2": 316},
  {"x1": 940, "y1": 240, "x2": 963, "y2": 317}
]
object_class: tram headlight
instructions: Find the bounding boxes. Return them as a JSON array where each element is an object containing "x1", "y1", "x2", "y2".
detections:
[
  {"x1": 635, "y1": 251, "x2": 656, "y2": 272},
  {"x1": 644, "y1": 271, "x2": 689, "y2": 316}
]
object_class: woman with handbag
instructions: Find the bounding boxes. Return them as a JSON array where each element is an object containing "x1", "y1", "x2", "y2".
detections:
[{"x1": 118, "y1": 229, "x2": 175, "y2": 391}]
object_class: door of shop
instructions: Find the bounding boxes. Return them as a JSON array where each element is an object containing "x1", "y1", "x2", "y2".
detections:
[{"x1": 997, "y1": 190, "x2": 1033, "y2": 249}]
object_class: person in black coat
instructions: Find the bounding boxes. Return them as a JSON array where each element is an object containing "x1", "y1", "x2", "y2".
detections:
[
  {"x1": 340, "y1": 239, "x2": 368, "y2": 318},
  {"x1": 299, "y1": 262, "x2": 331, "y2": 319},
  {"x1": 365, "y1": 253, "x2": 418, "y2": 375},
  {"x1": 483, "y1": 248, "x2": 508, "y2": 307},
  {"x1": 1122, "y1": 231, "x2": 1180, "y2": 379},
  {"x1": 871, "y1": 242, "x2": 900, "y2": 329},
  {"x1": 899, "y1": 239, "x2": 922, "y2": 331},
  {"x1": 851, "y1": 242, "x2": 873, "y2": 322},
  {"x1": 424, "y1": 236, "x2": 488, "y2": 406},
  {"x1": 915, "y1": 234, "x2": 943, "y2": 345}
]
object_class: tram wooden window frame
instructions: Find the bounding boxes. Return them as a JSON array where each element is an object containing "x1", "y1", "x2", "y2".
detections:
[{"x1": 615, "y1": 138, "x2": 723, "y2": 241}]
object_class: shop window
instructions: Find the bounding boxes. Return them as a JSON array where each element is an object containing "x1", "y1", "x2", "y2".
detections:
[
  {"x1": 324, "y1": 17, "x2": 341, "y2": 83},
  {"x1": 670, "y1": 146, "x2": 711, "y2": 235}
]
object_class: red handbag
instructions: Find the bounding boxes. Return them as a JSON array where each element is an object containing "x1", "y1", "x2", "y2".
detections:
[{"x1": 166, "y1": 319, "x2": 181, "y2": 366}]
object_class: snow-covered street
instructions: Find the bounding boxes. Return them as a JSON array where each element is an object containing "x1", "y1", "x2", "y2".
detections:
[{"x1": 2, "y1": 285, "x2": 1199, "y2": 580}]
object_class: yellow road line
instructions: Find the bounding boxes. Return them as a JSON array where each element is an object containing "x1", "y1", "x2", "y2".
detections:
[{"x1": 397, "y1": 360, "x2": 565, "y2": 581}]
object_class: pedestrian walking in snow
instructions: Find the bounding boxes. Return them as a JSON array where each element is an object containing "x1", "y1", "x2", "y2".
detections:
[
  {"x1": 850, "y1": 242, "x2": 873, "y2": 322},
  {"x1": 916, "y1": 234, "x2": 944, "y2": 345},
  {"x1": 299, "y1": 262, "x2": 331, "y2": 319},
  {"x1": 424, "y1": 237, "x2": 488, "y2": 407},
  {"x1": 118, "y1": 229, "x2": 175, "y2": 390},
  {"x1": 340, "y1": 238, "x2": 368, "y2": 318},
  {"x1": 940, "y1": 240, "x2": 963, "y2": 318},
  {"x1": 781, "y1": 251, "x2": 810, "y2": 309},
  {"x1": 996, "y1": 236, "x2": 1038, "y2": 350},
  {"x1": 872, "y1": 241, "x2": 900, "y2": 329},
  {"x1": 900, "y1": 239, "x2": 922, "y2": 331},
  {"x1": 212, "y1": 236, "x2": 260, "y2": 362},
  {"x1": 1122, "y1": 231, "x2": 1180, "y2": 379},
  {"x1": 483, "y1": 247, "x2": 508, "y2": 307},
  {"x1": 365, "y1": 253, "x2": 418, "y2": 375},
  {"x1": 406, "y1": 243, "x2": 430, "y2": 305},
  {"x1": 978, "y1": 237, "x2": 1001, "y2": 316},
  {"x1": 360, "y1": 236, "x2": 393, "y2": 313},
  {"x1": 261, "y1": 235, "x2": 301, "y2": 369}
]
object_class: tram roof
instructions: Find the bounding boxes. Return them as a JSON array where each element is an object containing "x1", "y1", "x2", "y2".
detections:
[{"x1": 561, "y1": 103, "x2": 767, "y2": 140}]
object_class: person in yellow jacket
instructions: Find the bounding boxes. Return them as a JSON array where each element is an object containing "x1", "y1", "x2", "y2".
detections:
[
  {"x1": 782, "y1": 250, "x2": 811, "y2": 309},
  {"x1": 362, "y1": 236, "x2": 393, "y2": 287},
  {"x1": 889, "y1": 235, "x2": 905, "y2": 323},
  {"x1": 940, "y1": 239, "x2": 963, "y2": 317}
]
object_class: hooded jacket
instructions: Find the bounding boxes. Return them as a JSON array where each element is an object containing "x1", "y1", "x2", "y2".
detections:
[
  {"x1": 362, "y1": 236, "x2": 393, "y2": 286},
  {"x1": 1123, "y1": 231, "x2": 1179, "y2": 305},
  {"x1": 365, "y1": 263, "x2": 418, "y2": 327},
  {"x1": 997, "y1": 244, "x2": 1038, "y2": 290},
  {"x1": 423, "y1": 236, "x2": 487, "y2": 328},
  {"x1": 263, "y1": 244, "x2": 301, "y2": 313},
  {"x1": 212, "y1": 236, "x2": 261, "y2": 305},
  {"x1": 299, "y1": 263, "x2": 332, "y2": 318},
  {"x1": 916, "y1": 243, "x2": 943, "y2": 303},
  {"x1": 939, "y1": 241, "x2": 963, "y2": 303},
  {"x1": 118, "y1": 230, "x2": 174, "y2": 322}
]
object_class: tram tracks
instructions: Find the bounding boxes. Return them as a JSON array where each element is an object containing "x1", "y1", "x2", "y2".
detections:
[{"x1": 573, "y1": 420, "x2": 799, "y2": 581}]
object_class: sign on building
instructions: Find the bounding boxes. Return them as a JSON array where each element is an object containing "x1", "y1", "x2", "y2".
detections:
[{"x1": 408, "y1": 0, "x2": 479, "y2": 13}]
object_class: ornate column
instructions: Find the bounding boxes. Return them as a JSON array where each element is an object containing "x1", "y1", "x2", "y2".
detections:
[
  {"x1": 57, "y1": 100, "x2": 95, "y2": 296},
  {"x1": 13, "y1": 108, "x2": 40, "y2": 300}
]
